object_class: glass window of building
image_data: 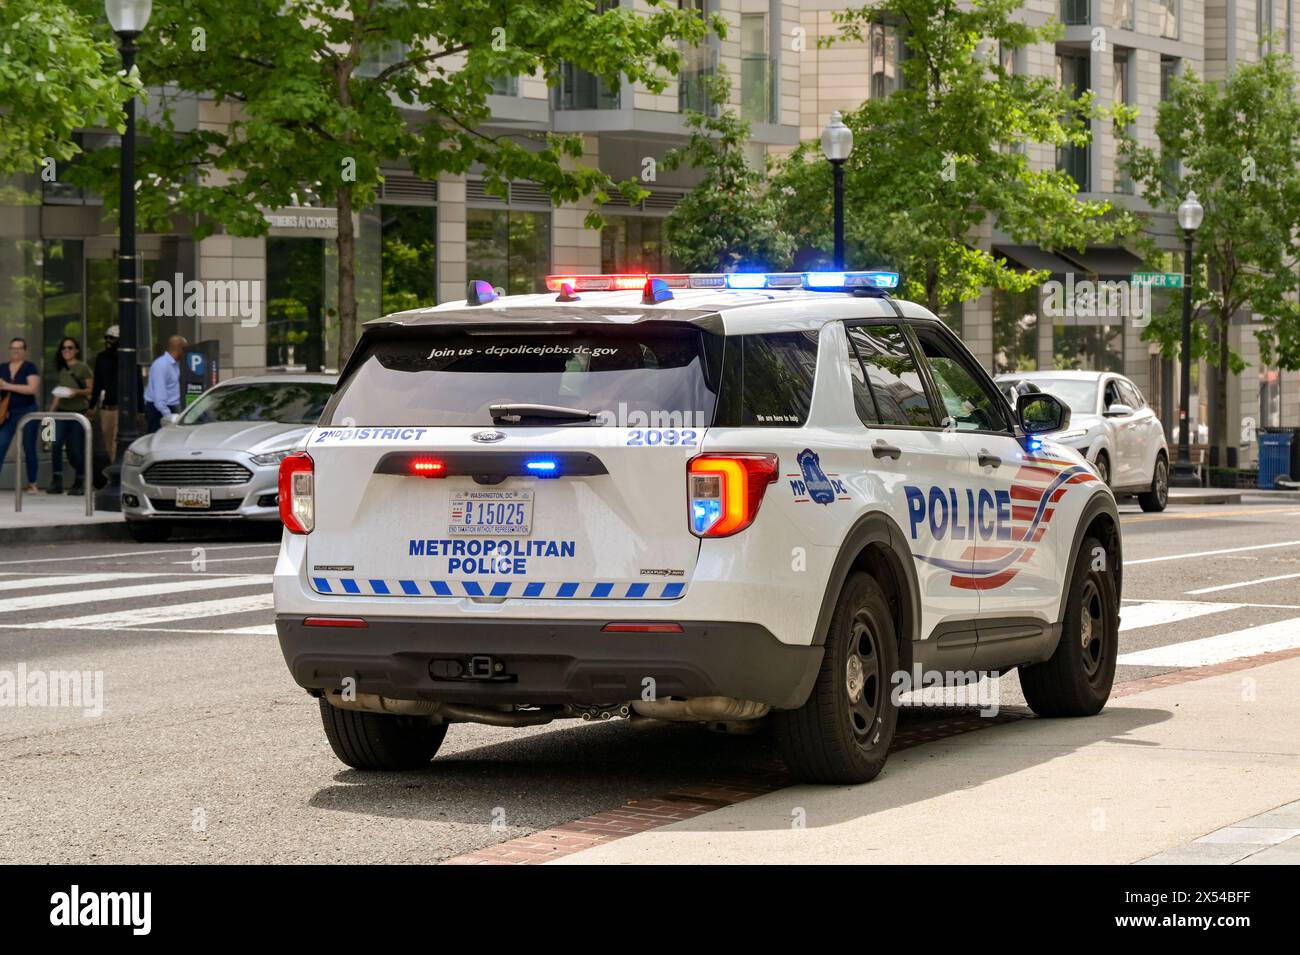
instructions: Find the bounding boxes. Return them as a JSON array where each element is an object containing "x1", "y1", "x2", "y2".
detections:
[
  {"x1": 1160, "y1": 0, "x2": 1180, "y2": 40},
  {"x1": 679, "y1": 0, "x2": 719, "y2": 114},
  {"x1": 357, "y1": 41, "x2": 407, "y2": 78},
  {"x1": 1259, "y1": 0, "x2": 1275, "y2": 48},
  {"x1": 556, "y1": 61, "x2": 619, "y2": 110},
  {"x1": 870, "y1": 23, "x2": 902, "y2": 99},
  {"x1": 1115, "y1": 0, "x2": 1135, "y2": 29},
  {"x1": 1160, "y1": 57, "x2": 1181, "y2": 191},
  {"x1": 740, "y1": 13, "x2": 776, "y2": 124},
  {"x1": 993, "y1": 288, "x2": 1039, "y2": 375},
  {"x1": 489, "y1": 74, "x2": 520, "y2": 96},
  {"x1": 266, "y1": 238, "x2": 332, "y2": 372},
  {"x1": 1113, "y1": 51, "x2": 1133, "y2": 193},
  {"x1": 1062, "y1": 0, "x2": 1090, "y2": 25},
  {"x1": 380, "y1": 205, "x2": 436, "y2": 315},
  {"x1": 1056, "y1": 52, "x2": 1091, "y2": 191},
  {"x1": 466, "y1": 208, "x2": 551, "y2": 295},
  {"x1": 1053, "y1": 324, "x2": 1124, "y2": 372},
  {"x1": 601, "y1": 216, "x2": 673, "y2": 274}
]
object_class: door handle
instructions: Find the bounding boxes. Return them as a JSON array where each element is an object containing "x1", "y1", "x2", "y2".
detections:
[
  {"x1": 872, "y1": 441, "x2": 902, "y2": 460},
  {"x1": 978, "y1": 450, "x2": 1002, "y2": 468}
]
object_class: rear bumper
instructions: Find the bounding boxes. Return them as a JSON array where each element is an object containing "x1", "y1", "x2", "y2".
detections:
[{"x1": 275, "y1": 615, "x2": 822, "y2": 710}]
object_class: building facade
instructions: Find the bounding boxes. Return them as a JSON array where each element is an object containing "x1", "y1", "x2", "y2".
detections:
[{"x1": 1, "y1": 0, "x2": 1296, "y2": 487}]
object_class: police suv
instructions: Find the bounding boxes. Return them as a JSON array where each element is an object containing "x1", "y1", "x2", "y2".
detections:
[{"x1": 274, "y1": 271, "x2": 1122, "y2": 785}]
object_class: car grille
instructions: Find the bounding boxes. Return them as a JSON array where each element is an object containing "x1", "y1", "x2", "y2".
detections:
[
  {"x1": 143, "y1": 461, "x2": 253, "y2": 486},
  {"x1": 149, "y1": 497, "x2": 243, "y2": 513}
]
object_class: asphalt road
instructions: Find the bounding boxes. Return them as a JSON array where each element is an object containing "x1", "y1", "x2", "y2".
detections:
[{"x1": 1, "y1": 499, "x2": 1298, "y2": 863}]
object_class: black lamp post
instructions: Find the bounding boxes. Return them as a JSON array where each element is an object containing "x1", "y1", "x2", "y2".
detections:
[
  {"x1": 97, "y1": 0, "x2": 152, "y2": 513},
  {"x1": 1172, "y1": 190, "x2": 1204, "y2": 488},
  {"x1": 820, "y1": 111, "x2": 854, "y2": 271}
]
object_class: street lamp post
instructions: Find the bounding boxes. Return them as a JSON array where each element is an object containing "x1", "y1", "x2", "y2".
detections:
[
  {"x1": 1172, "y1": 190, "x2": 1204, "y2": 488},
  {"x1": 820, "y1": 112, "x2": 854, "y2": 271},
  {"x1": 97, "y1": 0, "x2": 152, "y2": 513}
]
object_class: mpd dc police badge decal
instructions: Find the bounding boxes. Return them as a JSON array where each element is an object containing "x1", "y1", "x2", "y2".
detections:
[{"x1": 796, "y1": 448, "x2": 837, "y2": 505}]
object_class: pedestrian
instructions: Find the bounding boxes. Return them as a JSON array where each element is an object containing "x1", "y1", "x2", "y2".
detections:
[
  {"x1": 143, "y1": 335, "x2": 187, "y2": 434},
  {"x1": 0, "y1": 337, "x2": 42, "y2": 494},
  {"x1": 92, "y1": 325, "x2": 121, "y2": 458},
  {"x1": 47, "y1": 336, "x2": 93, "y2": 496}
]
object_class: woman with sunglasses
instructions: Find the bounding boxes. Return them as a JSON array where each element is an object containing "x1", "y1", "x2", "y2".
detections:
[
  {"x1": 0, "y1": 337, "x2": 41, "y2": 493},
  {"x1": 48, "y1": 337, "x2": 94, "y2": 495}
]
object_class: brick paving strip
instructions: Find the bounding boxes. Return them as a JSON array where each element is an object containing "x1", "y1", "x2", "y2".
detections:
[{"x1": 444, "y1": 646, "x2": 1300, "y2": 864}]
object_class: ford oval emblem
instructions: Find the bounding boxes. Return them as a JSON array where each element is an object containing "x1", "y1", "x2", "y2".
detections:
[{"x1": 471, "y1": 430, "x2": 506, "y2": 443}]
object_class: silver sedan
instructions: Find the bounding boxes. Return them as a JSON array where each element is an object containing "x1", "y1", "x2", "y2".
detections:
[{"x1": 122, "y1": 373, "x2": 335, "y2": 541}]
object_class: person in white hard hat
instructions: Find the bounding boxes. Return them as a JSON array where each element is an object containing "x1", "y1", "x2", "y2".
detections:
[{"x1": 92, "y1": 325, "x2": 121, "y2": 460}]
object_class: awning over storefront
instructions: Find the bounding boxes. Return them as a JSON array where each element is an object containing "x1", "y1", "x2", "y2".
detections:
[
  {"x1": 992, "y1": 244, "x2": 1078, "y2": 278},
  {"x1": 1056, "y1": 246, "x2": 1147, "y2": 280}
]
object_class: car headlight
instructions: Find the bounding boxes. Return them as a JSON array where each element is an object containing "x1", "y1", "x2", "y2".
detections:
[
  {"x1": 124, "y1": 449, "x2": 146, "y2": 467},
  {"x1": 250, "y1": 450, "x2": 292, "y2": 467},
  {"x1": 1055, "y1": 428, "x2": 1088, "y2": 441}
]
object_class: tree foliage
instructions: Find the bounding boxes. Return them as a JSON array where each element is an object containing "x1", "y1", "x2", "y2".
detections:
[
  {"x1": 1117, "y1": 52, "x2": 1300, "y2": 459},
  {"x1": 662, "y1": 73, "x2": 795, "y2": 272},
  {"x1": 67, "y1": 0, "x2": 718, "y2": 358},
  {"x1": 772, "y1": 0, "x2": 1134, "y2": 312}
]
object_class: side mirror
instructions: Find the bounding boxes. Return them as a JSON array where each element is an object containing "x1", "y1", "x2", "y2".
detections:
[
  {"x1": 1104, "y1": 403, "x2": 1134, "y2": 417},
  {"x1": 1017, "y1": 392, "x2": 1071, "y2": 435}
]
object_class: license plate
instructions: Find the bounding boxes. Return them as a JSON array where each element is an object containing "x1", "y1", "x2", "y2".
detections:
[
  {"x1": 175, "y1": 487, "x2": 211, "y2": 509},
  {"x1": 449, "y1": 490, "x2": 533, "y2": 536}
]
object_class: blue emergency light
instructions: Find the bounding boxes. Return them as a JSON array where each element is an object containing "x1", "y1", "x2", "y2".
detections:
[{"x1": 525, "y1": 459, "x2": 559, "y2": 475}]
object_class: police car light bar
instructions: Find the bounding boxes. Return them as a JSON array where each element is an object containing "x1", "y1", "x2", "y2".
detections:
[{"x1": 543, "y1": 271, "x2": 898, "y2": 293}]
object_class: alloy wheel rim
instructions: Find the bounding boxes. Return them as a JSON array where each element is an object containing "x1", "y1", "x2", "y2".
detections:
[
  {"x1": 1078, "y1": 578, "x2": 1106, "y2": 680},
  {"x1": 845, "y1": 615, "x2": 882, "y2": 745}
]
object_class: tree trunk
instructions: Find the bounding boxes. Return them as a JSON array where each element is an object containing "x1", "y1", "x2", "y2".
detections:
[
  {"x1": 1212, "y1": 310, "x2": 1230, "y2": 467},
  {"x1": 336, "y1": 182, "x2": 356, "y2": 366}
]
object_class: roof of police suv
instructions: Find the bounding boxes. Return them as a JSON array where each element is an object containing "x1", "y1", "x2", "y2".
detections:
[{"x1": 370, "y1": 286, "x2": 940, "y2": 336}]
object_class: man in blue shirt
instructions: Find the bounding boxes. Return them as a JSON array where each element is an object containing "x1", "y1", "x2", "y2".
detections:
[{"x1": 143, "y1": 335, "x2": 188, "y2": 433}]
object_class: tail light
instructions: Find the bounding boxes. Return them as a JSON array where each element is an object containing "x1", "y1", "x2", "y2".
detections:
[
  {"x1": 279, "y1": 451, "x2": 314, "y2": 534},
  {"x1": 687, "y1": 454, "x2": 779, "y2": 538},
  {"x1": 410, "y1": 457, "x2": 446, "y2": 477}
]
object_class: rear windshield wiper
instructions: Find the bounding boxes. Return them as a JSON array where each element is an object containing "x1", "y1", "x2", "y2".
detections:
[{"x1": 489, "y1": 402, "x2": 600, "y2": 424}]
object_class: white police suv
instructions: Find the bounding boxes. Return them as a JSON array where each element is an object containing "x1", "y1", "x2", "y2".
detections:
[{"x1": 274, "y1": 271, "x2": 1122, "y2": 784}]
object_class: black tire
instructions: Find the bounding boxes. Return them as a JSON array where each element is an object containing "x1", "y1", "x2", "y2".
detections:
[
  {"x1": 127, "y1": 520, "x2": 170, "y2": 543},
  {"x1": 317, "y1": 697, "x2": 448, "y2": 770},
  {"x1": 1092, "y1": 452, "x2": 1111, "y2": 487},
  {"x1": 1138, "y1": 454, "x2": 1169, "y2": 512},
  {"x1": 1020, "y1": 535, "x2": 1118, "y2": 717},
  {"x1": 775, "y1": 572, "x2": 899, "y2": 784}
]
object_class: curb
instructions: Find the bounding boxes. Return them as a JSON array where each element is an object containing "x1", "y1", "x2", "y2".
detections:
[{"x1": 4, "y1": 519, "x2": 132, "y2": 544}]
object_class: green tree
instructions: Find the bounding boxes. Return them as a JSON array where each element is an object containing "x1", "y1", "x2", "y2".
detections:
[
  {"x1": 1117, "y1": 52, "x2": 1300, "y2": 464},
  {"x1": 772, "y1": 0, "x2": 1134, "y2": 313},
  {"x1": 662, "y1": 73, "x2": 795, "y2": 272},
  {"x1": 0, "y1": 0, "x2": 138, "y2": 175},
  {"x1": 69, "y1": 0, "x2": 716, "y2": 361}
]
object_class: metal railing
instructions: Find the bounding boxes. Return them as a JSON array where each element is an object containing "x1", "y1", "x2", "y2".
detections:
[{"x1": 13, "y1": 412, "x2": 94, "y2": 517}]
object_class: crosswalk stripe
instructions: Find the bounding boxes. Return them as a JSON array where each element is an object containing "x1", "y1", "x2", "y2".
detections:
[
  {"x1": 1117, "y1": 617, "x2": 1300, "y2": 667},
  {"x1": 23, "y1": 593, "x2": 273, "y2": 631},
  {"x1": 1186, "y1": 572, "x2": 1300, "y2": 595},
  {"x1": 0, "y1": 573, "x2": 159, "y2": 593},
  {"x1": 1119, "y1": 600, "x2": 1242, "y2": 632},
  {"x1": 0, "y1": 575, "x2": 269, "y2": 615}
]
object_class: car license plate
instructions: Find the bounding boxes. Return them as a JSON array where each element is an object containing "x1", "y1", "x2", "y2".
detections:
[
  {"x1": 449, "y1": 490, "x2": 532, "y2": 536},
  {"x1": 175, "y1": 487, "x2": 211, "y2": 509}
]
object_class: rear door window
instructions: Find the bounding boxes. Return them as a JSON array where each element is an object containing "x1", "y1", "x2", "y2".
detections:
[
  {"x1": 322, "y1": 326, "x2": 720, "y2": 427},
  {"x1": 845, "y1": 324, "x2": 936, "y2": 428},
  {"x1": 713, "y1": 331, "x2": 820, "y2": 427}
]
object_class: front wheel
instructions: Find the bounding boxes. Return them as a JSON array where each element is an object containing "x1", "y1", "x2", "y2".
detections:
[
  {"x1": 1020, "y1": 535, "x2": 1118, "y2": 717},
  {"x1": 318, "y1": 698, "x2": 449, "y2": 770},
  {"x1": 774, "y1": 572, "x2": 899, "y2": 784},
  {"x1": 1138, "y1": 455, "x2": 1169, "y2": 512}
]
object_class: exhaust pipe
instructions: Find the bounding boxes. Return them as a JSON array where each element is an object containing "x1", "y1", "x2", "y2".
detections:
[
  {"x1": 322, "y1": 691, "x2": 559, "y2": 727},
  {"x1": 632, "y1": 696, "x2": 770, "y2": 723}
]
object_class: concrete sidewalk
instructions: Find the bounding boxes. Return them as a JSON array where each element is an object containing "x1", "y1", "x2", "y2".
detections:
[
  {"x1": 0, "y1": 491, "x2": 128, "y2": 542},
  {"x1": 553, "y1": 656, "x2": 1300, "y2": 864}
]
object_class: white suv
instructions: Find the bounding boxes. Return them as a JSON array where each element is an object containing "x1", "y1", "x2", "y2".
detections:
[
  {"x1": 996, "y1": 371, "x2": 1169, "y2": 512},
  {"x1": 273, "y1": 271, "x2": 1123, "y2": 784}
]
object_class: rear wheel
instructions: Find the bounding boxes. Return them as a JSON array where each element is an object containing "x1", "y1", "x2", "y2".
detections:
[
  {"x1": 1139, "y1": 454, "x2": 1169, "y2": 512},
  {"x1": 317, "y1": 698, "x2": 448, "y2": 770},
  {"x1": 1020, "y1": 535, "x2": 1118, "y2": 717},
  {"x1": 127, "y1": 520, "x2": 170, "y2": 543},
  {"x1": 775, "y1": 572, "x2": 899, "y2": 784}
]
